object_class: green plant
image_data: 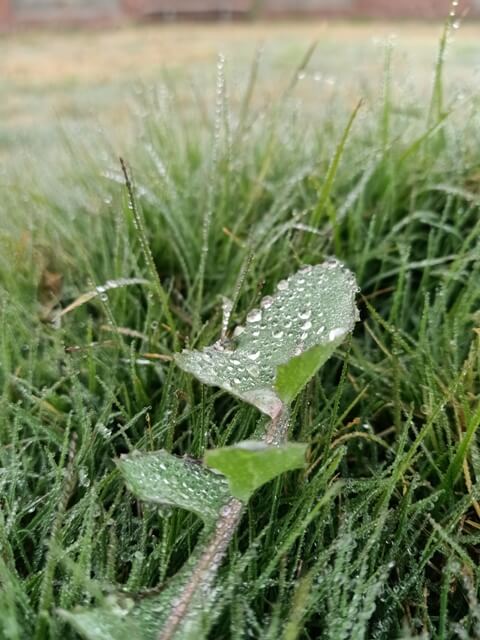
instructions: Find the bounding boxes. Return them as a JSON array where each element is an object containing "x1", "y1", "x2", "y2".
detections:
[
  {"x1": 60, "y1": 260, "x2": 358, "y2": 639},
  {"x1": 2, "y1": 11, "x2": 480, "y2": 639}
]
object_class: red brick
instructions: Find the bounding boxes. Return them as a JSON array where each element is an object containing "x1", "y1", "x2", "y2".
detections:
[
  {"x1": 1, "y1": 0, "x2": 479, "y2": 29},
  {"x1": 0, "y1": 0, "x2": 12, "y2": 25}
]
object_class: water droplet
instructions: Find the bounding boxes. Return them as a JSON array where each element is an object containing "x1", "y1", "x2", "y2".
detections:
[
  {"x1": 246, "y1": 365, "x2": 260, "y2": 378},
  {"x1": 247, "y1": 351, "x2": 260, "y2": 361},
  {"x1": 246, "y1": 309, "x2": 262, "y2": 323},
  {"x1": 299, "y1": 309, "x2": 311, "y2": 320},
  {"x1": 220, "y1": 503, "x2": 232, "y2": 517},
  {"x1": 96, "y1": 423, "x2": 112, "y2": 439},
  {"x1": 329, "y1": 327, "x2": 346, "y2": 341},
  {"x1": 79, "y1": 468, "x2": 90, "y2": 487},
  {"x1": 317, "y1": 325, "x2": 325, "y2": 335},
  {"x1": 325, "y1": 258, "x2": 340, "y2": 269},
  {"x1": 233, "y1": 325, "x2": 245, "y2": 337},
  {"x1": 301, "y1": 320, "x2": 312, "y2": 331},
  {"x1": 261, "y1": 295, "x2": 274, "y2": 309},
  {"x1": 277, "y1": 280, "x2": 288, "y2": 291},
  {"x1": 272, "y1": 330, "x2": 284, "y2": 339}
]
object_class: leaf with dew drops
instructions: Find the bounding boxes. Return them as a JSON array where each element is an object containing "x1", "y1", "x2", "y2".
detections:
[
  {"x1": 176, "y1": 260, "x2": 359, "y2": 416},
  {"x1": 59, "y1": 601, "x2": 140, "y2": 640},
  {"x1": 204, "y1": 441, "x2": 308, "y2": 502},
  {"x1": 59, "y1": 568, "x2": 213, "y2": 640},
  {"x1": 117, "y1": 450, "x2": 231, "y2": 523}
]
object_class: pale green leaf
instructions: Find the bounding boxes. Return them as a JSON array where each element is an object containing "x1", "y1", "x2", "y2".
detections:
[
  {"x1": 59, "y1": 591, "x2": 209, "y2": 640},
  {"x1": 59, "y1": 602, "x2": 139, "y2": 640},
  {"x1": 117, "y1": 450, "x2": 231, "y2": 523},
  {"x1": 60, "y1": 543, "x2": 217, "y2": 640},
  {"x1": 204, "y1": 441, "x2": 307, "y2": 502},
  {"x1": 175, "y1": 260, "x2": 358, "y2": 416},
  {"x1": 276, "y1": 331, "x2": 349, "y2": 404}
]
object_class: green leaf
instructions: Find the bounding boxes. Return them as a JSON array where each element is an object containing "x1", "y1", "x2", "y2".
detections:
[
  {"x1": 204, "y1": 441, "x2": 307, "y2": 502},
  {"x1": 117, "y1": 450, "x2": 231, "y2": 523},
  {"x1": 276, "y1": 332, "x2": 349, "y2": 404},
  {"x1": 59, "y1": 579, "x2": 211, "y2": 640},
  {"x1": 59, "y1": 601, "x2": 139, "y2": 640},
  {"x1": 175, "y1": 260, "x2": 358, "y2": 417},
  {"x1": 68, "y1": 455, "x2": 230, "y2": 640}
]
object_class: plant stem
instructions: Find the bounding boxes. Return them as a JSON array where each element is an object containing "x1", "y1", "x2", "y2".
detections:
[
  {"x1": 265, "y1": 407, "x2": 291, "y2": 446},
  {"x1": 158, "y1": 405, "x2": 290, "y2": 639}
]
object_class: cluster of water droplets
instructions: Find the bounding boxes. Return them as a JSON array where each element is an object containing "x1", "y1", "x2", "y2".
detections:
[
  {"x1": 450, "y1": 0, "x2": 461, "y2": 30},
  {"x1": 176, "y1": 260, "x2": 359, "y2": 412},
  {"x1": 119, "y1": 450, "x2": 231, "y2": 523}
]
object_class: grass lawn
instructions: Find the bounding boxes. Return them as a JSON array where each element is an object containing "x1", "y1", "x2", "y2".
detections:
[{"x1": 1, "y1": 17, "x2": 480, "y2": 640}]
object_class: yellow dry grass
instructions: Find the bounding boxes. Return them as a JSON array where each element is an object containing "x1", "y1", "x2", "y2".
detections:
[
  {"x1": 1, "y1": 20, "x2": 477, "y2": 170},
  {"x1": 2, "y1": 20, "x2": 478, "y2": 87}
]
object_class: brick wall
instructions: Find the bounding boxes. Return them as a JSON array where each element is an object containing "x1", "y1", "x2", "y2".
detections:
[
  {"x1": 123, "y1": 0, "x2": 251, "y2": 15},
  {"x1": 0, "y1": 0, "x2": 11, "y2": 22},
  {"x1": 356, "y1": 0, "x2": 454, "y2": 18},
  {"x1": 261, "y1": 0, "x2": 474, "y2": 17},
  {"x1": 262, "y1": 0, "x2": 352, "y2": 14},
  {"x1": 11, "y1": 0, "x2": 121, "y2": 22},
  {"x1": 1, "y1": 0, "x2": 478, "y2": 27}
]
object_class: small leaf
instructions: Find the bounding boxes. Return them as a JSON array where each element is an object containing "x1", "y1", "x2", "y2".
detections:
[
  {"x1": 117, "y1": 450, "x2": 231, "y2": 523},
  {"x1": 59, "y1": 578, "x2": 211, "y2": 640},
  {"x1": 176, "y1": 260, "x2": 358, "y2": 416},
  {"x1": 204, "y1": 441, "x2": 307, "y2": 502},
  {"x1": 59, "y1": 602, "x2": 138, "y2": 640}
]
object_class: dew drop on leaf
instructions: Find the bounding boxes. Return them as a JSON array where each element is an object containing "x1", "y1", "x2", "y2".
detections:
[
  {"x1": 328, "y1": 327, "x2": 347, "y2": 342},
  {"x1": 246, "y1": 309, "x2": 262, "y2": 323}
]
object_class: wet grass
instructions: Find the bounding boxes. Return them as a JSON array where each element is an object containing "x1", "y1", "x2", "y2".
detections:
[{"x1": 1, "y1": 18, "x2": 480, "y2": 640}]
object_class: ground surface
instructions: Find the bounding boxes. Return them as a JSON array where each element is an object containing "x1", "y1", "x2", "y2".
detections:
[
  {"x1": 1, "y1": 21, "x2": 479, "y2": 164},
  {"x1": 1, "y1": 18, "x2": 480, "y2": 640}
]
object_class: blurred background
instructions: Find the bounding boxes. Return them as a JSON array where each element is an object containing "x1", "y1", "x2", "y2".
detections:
[
  {"x1": 1, "y1": 1, "x2": 478, "y2": 184},
  {"x1": 1, "y1": 0, "x2": 480, "y2": 24}
]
